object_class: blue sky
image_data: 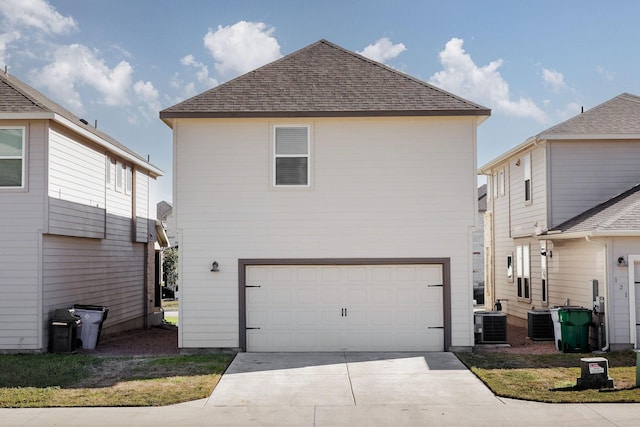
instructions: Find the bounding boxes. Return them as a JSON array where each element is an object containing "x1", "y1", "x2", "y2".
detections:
[{"x1": 2, "y1": 0, "x2": 639, "y2": 207}]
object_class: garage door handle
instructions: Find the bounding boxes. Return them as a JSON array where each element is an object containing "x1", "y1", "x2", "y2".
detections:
[
  {"x1": 246, "y1": 327, "x2": 261, "y2": 330},
  {"x1": 246, "y1": 285, "x2": 261, "y2": 288},
  {"x1": 428, "y1": 284, "x2": 444, "y2": 287},
  {"x1": 341, "y1": 308, "x2": 348, "y2": 317},
  {"x1": 428, "y1": 326, "x2": 444, "y2": 329}
]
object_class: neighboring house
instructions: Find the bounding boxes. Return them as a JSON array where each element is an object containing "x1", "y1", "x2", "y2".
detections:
[
  {"x1": 157, "y1": 200, "x2": 176, "y2": 247},
  {"x1": 160, "y1": 39, "x2": 490, "y2": 352},
  {"x1": 0, "y1": 70, "x2": 163, "y2": 352},
  {"x1": 479, "y1": 93, "x2": 640, "y2": 351},
  {"x1": 473, "y1": 184, "x2": 487, "y2": 305}
]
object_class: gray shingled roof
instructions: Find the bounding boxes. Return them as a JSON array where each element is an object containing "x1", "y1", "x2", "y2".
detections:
[
  {"x1": 540, "y1": 93, "x2": 640, "y2": 137},
  {"x1": 160, "y1": 39, "x2": 491, "y2": 120},
  {"x1": 0, "y1": 70, "x2": 160, "y2": 174},
  {"x1": 548, "y1": 184, "x2": 640, "y2": 235},
  {"x1": 478, "y1": 184, "x2": 487, "y2": 212}
]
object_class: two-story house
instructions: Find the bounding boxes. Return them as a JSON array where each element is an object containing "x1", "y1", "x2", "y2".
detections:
[
  {"x1": 0, "y1": 70, "x2": 163, "y2": 352},
  {"x1": 480, "y1": 93, "x2": 640, "y2": 351},
  {"x1": 160, "y1": 39, "x2": 491, "y2": 353}
]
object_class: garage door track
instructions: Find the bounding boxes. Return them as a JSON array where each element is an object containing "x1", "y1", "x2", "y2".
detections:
[{"x1": 206, "y1": 352, "x2": 497, "y2": 407}]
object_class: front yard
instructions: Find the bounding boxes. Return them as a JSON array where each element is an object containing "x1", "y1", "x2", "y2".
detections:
[{"x1": 457, "y1": 349, "x2": 640, "y2": 403}]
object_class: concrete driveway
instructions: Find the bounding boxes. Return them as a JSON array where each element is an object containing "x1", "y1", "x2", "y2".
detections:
[{"x1": 206, "y1": 352, "x2": 498, "y2": 407}]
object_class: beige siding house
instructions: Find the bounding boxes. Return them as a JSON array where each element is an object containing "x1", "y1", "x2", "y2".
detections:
[
  {"x1": 480, "y1": 93, "x2": 640, "y2": 351},
  {"x1": 161, "y1": 40, "x2": 490, "y2": 352},
  {"x1": 0, "y1": 71, "x2": 163, "y2": 352}
]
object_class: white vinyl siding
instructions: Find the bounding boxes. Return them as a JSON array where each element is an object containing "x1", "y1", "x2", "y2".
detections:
[
  {"x1": 0, "y1": 126, "x2": 25, "y2": 188},
  {"x1": 174, "y1": 116, "x2": 478, "y2": 350},
  {"x1": 135, "y1": 169, "x2": 150, "y2": 242},
  {"x1": 273, "y1": 125, "x2": 310, "y2": 187},
  {"x1": 549, "y1": 140, "x2": 640, "y2": 228},
  {"x1": 42, "y1": 235, "x2": 146, "y2": 347},
  {"x1": 48, "y1": 128, "x2": 106, "y2": 208},
  {"x1": 510, "y1": 146, "x2": 546, "y2": 237},
  {"x1": 0, "y1": 121, "x2": 46, "y2": 350}
]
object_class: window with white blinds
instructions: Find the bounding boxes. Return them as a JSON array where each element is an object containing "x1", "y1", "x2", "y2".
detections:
[
  {"x1": 274, "y1": 126, "x2": 310, "y2": 186},
  {"x1": 0, "y1": 127, "x2": 25, "y2": 188}
]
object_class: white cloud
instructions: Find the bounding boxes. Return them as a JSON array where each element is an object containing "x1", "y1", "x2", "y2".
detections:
[
  {"x1": 0, "y1": 30, "x2": 20, "y2": 65},
  {"x1": 542, "y1": 68, "x2": 566, "y2": 92},
  {"x1": 429, "y1": 38, "x2": 547, "y2": 122},
  {"x1": 203, "y1": 21, "x2": 282, "y2": 79},
  {"x1": 180, "y1": 54, "x2": 218, "y2": 87},
  {"x1": 31, "y1": 44, "x2": 133, "y2": 113},
  {"x1": 0, "y1": 0, "x2": 76, "y2": 35},
  {"x1": 358, "y1": 37, "x2": 406, "y2": 63},
  {"x1": 133, "y1": 80, "x2": 161, "y2": 114},
  {"x1": 596, "y1": 65, "x2": 614, "y2": 82}
]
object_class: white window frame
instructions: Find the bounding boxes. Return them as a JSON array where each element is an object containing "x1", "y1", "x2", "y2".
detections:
[
  {"x1": 516, "y1": 244, "x2": 531, "y2": 301},
  {"x1": 507, "y1": 253, "x2": 514, "y2": 283},
  {"x1": 125, "y1": 164, "x2": 133, "y2": 195},
  {"x1": 492, "y1": 173, "x2": 498, "y2": 199},
  {"x1": 540, "y1": 241, "x2": 548, "y2": 305},
  {"x1": 116, "y1": 161, "x2": 124, "y2": 192},
  {"x1": 498, "y1": 168, "x2": 505, "y2": 196},
  {"x1": 523, "y1": 153, "x2": 531, "y2": 203},
  {"x1": 273, "y1": 125, "x2": 311, "y2": 188},
  {"x1": 0, "y1": 126, "x2": 26, "y2": 189}
]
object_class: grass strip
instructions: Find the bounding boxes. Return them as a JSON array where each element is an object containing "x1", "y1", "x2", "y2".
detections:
[{"x1": 0, "y1": 354, "x2": 233, "y2": 407}]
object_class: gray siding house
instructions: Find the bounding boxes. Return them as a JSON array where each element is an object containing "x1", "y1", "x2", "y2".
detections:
[
  {"x1": 0, "y1": 70, "x2": 163, "y2": 352},
  {"x1": 161, "y1": 40, "x2": 490, "y2": 352},
  {"x1": 480, "y1": 93, "x2": 640, "y2": 351}
]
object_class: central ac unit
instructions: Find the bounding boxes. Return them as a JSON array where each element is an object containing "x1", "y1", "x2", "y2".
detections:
[
  {"x1": 527, "y1": 310, "x2": 554, "y2": 341},
  {"x1": 474, "y1": 311, "x2": 507, "y2": 344}
]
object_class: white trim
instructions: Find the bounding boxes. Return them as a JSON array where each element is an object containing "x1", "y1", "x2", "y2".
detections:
[
  {"x1": 0, "y1": 126, "x2": 26, "y2": 189},
  {"x1": 629, "y1": 255, "x2": 640, "y2": 348},
  {"x1": 272, "y1": 124, "x2": 311, "y2": 188}
]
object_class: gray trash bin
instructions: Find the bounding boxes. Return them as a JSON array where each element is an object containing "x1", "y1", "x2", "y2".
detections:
[{"x1": 73, "y1": 304, "x2": 109, "y2": 349}]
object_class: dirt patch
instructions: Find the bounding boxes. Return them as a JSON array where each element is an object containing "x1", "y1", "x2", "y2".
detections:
[
  {"x1": 79, "y1": 324, "x2": 179, "y2": 357},
  {"x1": 475, "y1": 322, "x2": 557, "y2": 354}
]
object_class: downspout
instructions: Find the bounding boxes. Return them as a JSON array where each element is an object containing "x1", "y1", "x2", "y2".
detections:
[{"x1": 585, "y1": 236, "x2": 610, "y2": 351}]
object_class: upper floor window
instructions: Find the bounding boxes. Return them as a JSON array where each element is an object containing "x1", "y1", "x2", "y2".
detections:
[
  {"x1": 274, "y1": 126, "x2": 310, "y2": 187},
  {"x1": 492, "y1": 173, "x2": 498, "y2": 199},
  {"x1": 0, "y1": 127, "x2": 25, "y2": 188},
  {"x1": 498, "y1": 169, "x2": 505, "y2": 196},
  {"x1": 523, "y1": 153, "x2": 531, "y2": 202}
]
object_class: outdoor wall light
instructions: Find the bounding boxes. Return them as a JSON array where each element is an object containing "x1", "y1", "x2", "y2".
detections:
[
  {"x1": 211, "y1": 261, "x2": 220, "y2": 272},
  {"x1": 617, "y1": 256, "x2": 627, "y2": 267}
]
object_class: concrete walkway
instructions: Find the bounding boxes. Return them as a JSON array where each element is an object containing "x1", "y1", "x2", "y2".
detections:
[{"x1": 2, "y1": 352, "x2": 640, "y2": 426}]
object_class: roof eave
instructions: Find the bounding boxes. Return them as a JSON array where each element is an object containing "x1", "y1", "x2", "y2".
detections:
[
  {"x1": 543, "y1": 229, "x2": 640, "y2": 240},
  {"x1": 0, "y1": 112, "x2": 55, "y2": 120},
  {"x1": 538, "y1": 133, "x2": 640, "y2": 140},
  {"x1": 159, "y1": 109, "x2": 491, "y2": 120},
  {"x1": 54, "y1": 114, "x2": 163, "y2": 178},
  {"x1": 478, "y1": 136, "x2": 539, "y2": 174}
]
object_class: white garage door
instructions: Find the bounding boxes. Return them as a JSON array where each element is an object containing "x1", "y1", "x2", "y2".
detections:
[{"x1": 245, "y1": 264, "x2": 444, "y2": 351}]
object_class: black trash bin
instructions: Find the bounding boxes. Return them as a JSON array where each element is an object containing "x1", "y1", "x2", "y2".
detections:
[
  {"x1": 49, "y1": 308, "x2": 82, "y2": 353},
  {"x1": 73, "y1": 304, "x2": 109, "y2": 349}
]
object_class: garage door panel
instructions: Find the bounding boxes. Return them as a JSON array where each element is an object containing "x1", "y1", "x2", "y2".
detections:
[{"x1": 246, "y1": 264, "x2": 444, "y2": 352}]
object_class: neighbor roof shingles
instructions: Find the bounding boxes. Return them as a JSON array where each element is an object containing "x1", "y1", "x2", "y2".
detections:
[
  {"x1": 0, "y1": 70, "x2": 157, "y2": 169},
  {"x1": 540, "y1": 93, "x2": 640, "y2": 137},
  {"x1": 161, "y1": 39, "x2": 491, "y2": 119}
]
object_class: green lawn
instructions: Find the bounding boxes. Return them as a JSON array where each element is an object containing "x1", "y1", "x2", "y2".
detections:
[
  {"x1": 0, "y1": 353, "x2": 234, "y2": 407},
  {"x1": 456, "y1": 350, "x2": 640, "y2": 403}
]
